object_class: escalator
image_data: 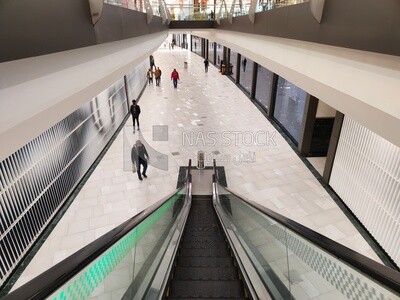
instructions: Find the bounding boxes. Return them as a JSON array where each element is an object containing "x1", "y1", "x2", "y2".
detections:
[
  {"x1": 3, "y1": 160, "x2": 400, "y2": 300},
  {"x1": 167, "y1": 195, "x2": 246, "y2": 299}
]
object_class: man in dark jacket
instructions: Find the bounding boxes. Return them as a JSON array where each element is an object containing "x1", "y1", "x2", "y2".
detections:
[
  {"x1": 131, "y1": 140, "x2": 149, "y2": 180},
  {"x1": 149, "y1": 55, "x2": 155, "y2": 70},
  {"x1": 203, "y1": 58, "x2": 209, "y2": 73},
  {"x1": 130, "y1": 100, "x2": 141, "y2": 132}
]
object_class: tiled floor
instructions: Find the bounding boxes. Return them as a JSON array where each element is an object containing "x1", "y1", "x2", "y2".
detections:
[{"x1": 13, "y1": 46, "x2": 382, "y2": 291}]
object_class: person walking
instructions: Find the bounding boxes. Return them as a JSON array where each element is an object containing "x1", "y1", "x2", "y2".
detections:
[
  {"x1": 131, "y1": 140, "x2": 149, "y2": 181},
  {"x1": 147, "y1": 68, "x2": 153, "y2": 85},
  {"x1": 203, "y1": 58, "x2": 209, "y2": 73},
  {"x1": 242, "y1": 57, "x2": 247, "y2": 72},
  {"x1": 171, "y1": 68, "x2": 180, "y2": 88},
  {"x1": 149, "y1": 55, "x2": 155, "y2": 70},
  {"x1": 130, "y1": 100, "x2": 141, "y2": 132},
  {"x1": 154, "y1": 67, "x2": 162, "y2": 86}
]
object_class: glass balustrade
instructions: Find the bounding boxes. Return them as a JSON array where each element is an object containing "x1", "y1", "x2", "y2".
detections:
[
  {"x1": 103, "y1": 0, "x2": 309, "y2": 21},
  {"x1": 48, "y1": 186, "x2": 187, "y2": 300},
  {"x1": 215, "y1": 183, "x2": 400, "y2": 300},
  {"x1": 165, "y1": 4, "x2": 216, "y2": 21},
  {"x1": 104, "y1": 0, "x2": 162, "y2": 16}
]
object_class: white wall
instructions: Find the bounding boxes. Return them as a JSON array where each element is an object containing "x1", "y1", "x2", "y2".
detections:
[{"x1": 330, "y1": 117, "x2": 400, "y2": 266}]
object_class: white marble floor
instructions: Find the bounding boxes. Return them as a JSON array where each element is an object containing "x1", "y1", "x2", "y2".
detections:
[{"x1": 13, "y1": 46, "x2": 382, "y2": 290}]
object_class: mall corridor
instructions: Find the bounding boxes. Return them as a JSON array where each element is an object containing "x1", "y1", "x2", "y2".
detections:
[{"x1": 11, "y1": 46, "x2": 382, "y2": 294}]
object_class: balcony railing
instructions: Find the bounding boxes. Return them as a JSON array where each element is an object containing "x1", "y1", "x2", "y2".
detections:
[
  {"x1": 165, "y1": 4, "x2": 215, "y2": 21},
  {"x1": 104, "y1": 0, "x2": 309, "y2": 21}
]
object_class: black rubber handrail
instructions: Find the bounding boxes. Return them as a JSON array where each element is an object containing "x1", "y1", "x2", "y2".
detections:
[
  {"x1": 3, "y1": 160, "x2": 193, "y2": 300},
  {"x1": 212, "y1": 160, "x2": 400, "y2": 295},
  {"x1": 187, "y1": 158, "x2": 192, "y2": 183},
  {"x1": 212, "y1": 159, "x2": 218, "y2": 182}
]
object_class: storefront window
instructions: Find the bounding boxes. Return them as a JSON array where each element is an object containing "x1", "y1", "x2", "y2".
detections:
[
  {"x1": 180, "y1": 34, "x2": 188, "y2": 49},
  {"x1": 184, "y1": 34, "x2": 191, "y2": 49},
  {"x1": 255, "y1": 65, "x2": 273, "y2": 110},
  {"x1": 229, "y1": 50, "x2": 238, "y2": 79},
  {"x1": 208, "y1": 41, "x2": 214, "y2": 63},
  {"x1": 239, "y1": 55, "x2": 253, "y2": 94},
  {"x1": 209, "y1": 41, "x2": 215, "y2": 63},
  {"x1": 216, "y1": 44, "x2": 223, "y2": 67},
  {"x1": 273, "y1": 77, "x2": 307, "y2": 143},
  {"x1": 191, "y1": 36, "x2": 201, "y2": 56}
]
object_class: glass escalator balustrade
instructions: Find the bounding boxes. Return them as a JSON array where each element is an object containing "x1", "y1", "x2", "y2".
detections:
[
  {"x1": 48, "y1": 186, "x2": 187, "y2": 300},
  {"x1": 216, "y1": 183, "x2": 400, "y2": 300}
]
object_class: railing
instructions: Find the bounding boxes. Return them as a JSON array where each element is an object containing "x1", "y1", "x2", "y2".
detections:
[
  {"x1": 103, "y1": 0, "x2": 169, "y2": 22},
  {"x1": 212, "y1": 160, "x2": 400, "y2": 300},
  {"x1": 165, "y1": 0, "x2": 309, "y2": 21},
  {"x1": 255, "y1": 0, "x2": 309, "y2": 12},
  {"x1": 3, "y1": 161, "x2": 193, "y2": 299},
  {"x1": 104, "y1": 0, "x2": 147, "y2": 13},
  {"x1": 165, "y1": 4, "x2": 216, "y2": 21},
  {"x1": 217, "y1": 0, "x2": 309, "y2": 20},
  {"x1": 104, "y1": 0, "x2": 309, "y2": 22}
]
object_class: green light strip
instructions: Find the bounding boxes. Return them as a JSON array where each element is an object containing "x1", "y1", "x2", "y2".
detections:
[{"x1": 51, "y1": 192, "x2": 182, "y2": 300}]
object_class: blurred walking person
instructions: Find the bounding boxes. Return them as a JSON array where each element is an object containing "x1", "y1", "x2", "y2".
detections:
[
  {"x1": 204, "y1": 58, "x2": 209, "y2": 73},
  {"x1": 171, "y1": 68, "x2": 180, "y2": 88},
  {"x1": 147, "y1": 68, "x2": 153, "y2": 85},
  {"x1": 130, "y1": 100, "x2": 141, "y2": 132},
  {"x1": 154, "y1": 67, "x2": 162, "y2": 86},
  {"x1": 131, "y1": 140, "x2": 149, "y2": 181}
]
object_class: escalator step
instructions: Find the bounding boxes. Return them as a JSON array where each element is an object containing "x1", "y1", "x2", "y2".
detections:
[
  {"x1": 177, "y1": 256, "x2": 234, "y2": 267},
  {"x1": 169, "y1": 280, "x2": 244, "y2": 298},
  {"x1": 183, "y1": 231, "x2": 223, "y2": 238},
  {"x1": 173, "y1": 266, "x2": 239, "y2": 280},
  {"x1": 182, "y1": 238, "x2": 227, "y2": 248},
  {"x1": 183, "y1": 226, "x2": 224, "y2": 233},
  {"x1": 167, "y1": 197, "x2": 246, "y2": 299},
  {"x1": 180, "y1": 239, "x2": 227, "y2": 249},
  {"x1": 168, "y1": 298, "x2": 246, "y2": 300},
  {"x1": 178, "y1": 247, "x2": 230, "y2": 257},
  {"x1": 182, "y1": 232, "x2": 225, "y2": 239}
]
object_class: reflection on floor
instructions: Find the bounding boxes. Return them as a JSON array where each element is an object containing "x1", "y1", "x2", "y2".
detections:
[
  {"x1": 307, "y1": 157, "x2": 327, "y2": 176},
  {"x1": 12, "y1": 45, "x2": 382, "y2": 298}
]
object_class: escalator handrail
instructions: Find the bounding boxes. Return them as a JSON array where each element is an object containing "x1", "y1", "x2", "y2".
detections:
[
  {"x1": 212, "y1": 161, "x2": 400, "y2": 294},
  {"x1": 3, "y1": 160, "x2": 193, "y2": 300},
  {"x1": 187, "y1": 158, "x2": 192, "y2": 183}
]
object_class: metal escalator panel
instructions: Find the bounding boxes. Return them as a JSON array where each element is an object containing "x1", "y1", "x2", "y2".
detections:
[
  {"x1": 214, "y1": 182, "x2": 400, "y2": 300},
  {"x1": 167, "y1": 195, "x2": 246, "y2": 299}
]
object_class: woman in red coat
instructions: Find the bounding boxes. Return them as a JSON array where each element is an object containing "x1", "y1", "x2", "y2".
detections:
[{"x1": 171, "y1": 68, "x2": 180, "y2": 88}]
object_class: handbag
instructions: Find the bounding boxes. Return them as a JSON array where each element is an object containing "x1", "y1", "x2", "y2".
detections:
[{"x1": 132, "y1": 162, "x2": 137, "y2": 173}]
